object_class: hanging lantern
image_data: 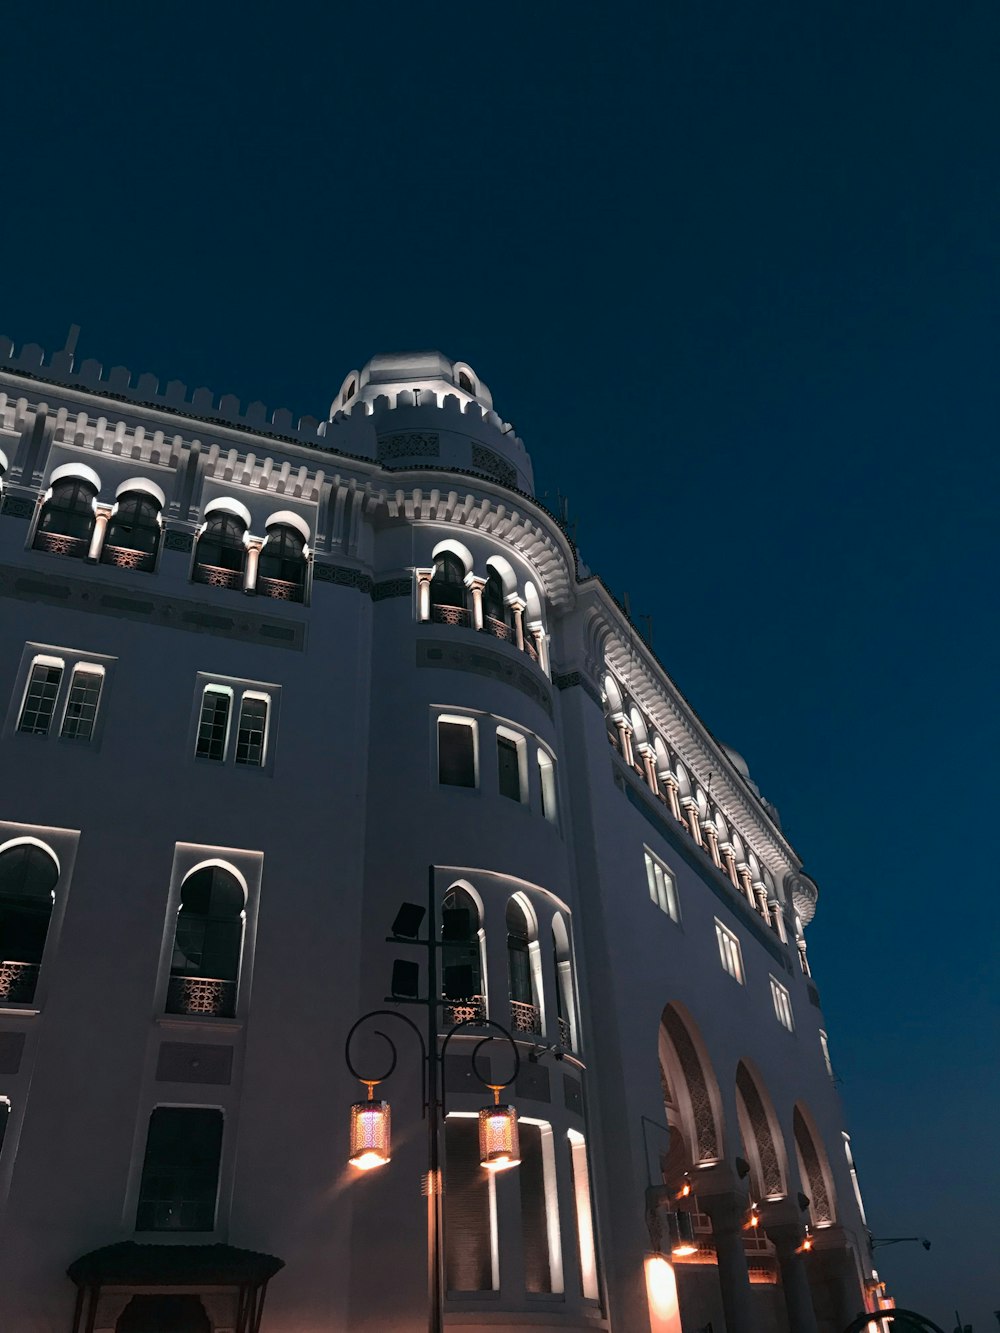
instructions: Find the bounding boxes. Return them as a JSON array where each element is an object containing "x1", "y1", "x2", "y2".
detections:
[
  {"x1": 478, "y1": 1086, "x2": 520, "y2": 1170},
  {"x1": 669, "y1": 1210, "x2": 697, "y2": 1257},
  {"x1": 349, "y1": 1082, "x2": 391, "y2": 1170}
]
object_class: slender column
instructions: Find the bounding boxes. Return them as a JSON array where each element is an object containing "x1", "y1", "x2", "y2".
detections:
[
  {"x1": 637, "y1": 743, "x2": 659, "y2": 794},
  {"x1": 768, "y1": 1223, "x2": 820, "y2": 1333},
  {"x1": 506, "y1": 595, "x2": 526, "y2": 651},
  {"x1": 797, "y1": 937, "x2": 811, "y2": 977},
  {"x1": 465, "y1": 574, "x2": 487, "y2": 630},
  {"x1": 701, "y1": 822, "x2": 722, "y2": 867},
  {"x1": 415, "y1": 567, "x2": 434, "y2": 622},
  {"x1": 680, "y1": 798, "x2": 702, "y2": 846},
  {"x1": 243, "y1": 535, "x2": 264, "y2": 594},
  {"x1": 86, "y1": 504, "x2": 113, "y2": 563},
  {"x1": 612, "y1": 714, "x2": 634, "y2": 767},
  {"x1": 526, "y1": 619, "x2": 549, "y2": 674},
  {"x1": 769, "y1": 899, "x2": 788, "y2": 943},
  {"x1": 700, "y1": 1191, "x2": 757, "y2": 1333},
  {"x1": 752, "y1": 880, "x2": 773, "y2": 926},
  {"x1": 659, "y1": 772, "x2": 682, "y2": 821},
  {"x1": 719, "y1": 842, "x2": 742, "y2": 893}
]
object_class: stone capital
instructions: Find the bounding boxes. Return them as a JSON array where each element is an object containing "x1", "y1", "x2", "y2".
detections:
[{"x1": 463, "y1": 573, "x2": 487, "y2": 591}]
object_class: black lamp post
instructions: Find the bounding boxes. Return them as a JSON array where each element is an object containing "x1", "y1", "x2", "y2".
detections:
[{"x1": 344, "y1": 866, "x2": 522, "y2": 1333}]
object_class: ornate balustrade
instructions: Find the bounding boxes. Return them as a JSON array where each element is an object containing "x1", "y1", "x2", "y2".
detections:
[
  {"x1": 443, "y1": 994, "x2": 488, "y2": 1027},
  {"x1": 166, "y1": 974, "x2": 236, "y2": 1018},
  {"x1": 557, "y1": 1016, "x2": 572, "y2": 1048},
  {"x1": 0, "y1": 960, "x2": 40, "y2": 1004},
  {"x1": 509, "y1": 999, "x2": 542, "y2": 1036},
  {"x1": 483, "y1": 614, "x2": 512, "y2": 642},
  {"x1": 193, "y1": 562, "x2": 243, "y2": 591},
  {"x1": 101, "y1": 543, "x2": 156, "y2": 572},
  {"x1": 430, "y1": 604, "x2": 472, "y2": 628},
  {"x1": 256, "y1": 575, "x2": 303, "y2": 602},
  {"x1": 429, "y1": 603, "x2": 544, "y2": 667},
  {"x1": 32, "y1": 532, "x2": 88, "y2": 558}
]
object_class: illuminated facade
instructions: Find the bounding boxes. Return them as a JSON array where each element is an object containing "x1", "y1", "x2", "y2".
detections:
[{"x1": 0, "y1": 336, "x2": 880, "y2": 1332}]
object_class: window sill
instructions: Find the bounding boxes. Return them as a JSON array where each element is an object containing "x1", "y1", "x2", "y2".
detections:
[
  {"x1": 0, "y1": 1003, "x2": 41, "y2": 1017},
  {"x1": 156, "y1": 1014, "x2": 243, "y2": 1032}
]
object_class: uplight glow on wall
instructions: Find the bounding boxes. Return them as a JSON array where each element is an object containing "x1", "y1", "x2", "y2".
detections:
[{"x1": 644, "y1": 1254, "x2": 683, "y2": 1333}]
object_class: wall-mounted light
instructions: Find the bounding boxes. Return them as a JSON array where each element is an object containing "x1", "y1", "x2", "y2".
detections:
[
  {"x1": 478, "y1": 1086, "x2": 520, "y2": 1171},
  {"x1": 675, "y1": 1173, "x2": 692, "y2": 1200},
  {"x1": 349, "y1": 1081, "x2": 391, "y2": 1170},
  {"x1": 668, "y1": 1211, "x2": 697, "y2": 1257},
  {"x1": 747, "y1": 1203, "x2": 761, "y2": 1230},
  {"x1": 797, "y1": 1227, "x2": 814, "y2": 1253}
]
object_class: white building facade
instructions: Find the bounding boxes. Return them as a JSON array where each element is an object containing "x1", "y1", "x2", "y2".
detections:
[{"x1": 0, "y1": 339, "x2": 883, "y2": 1333}]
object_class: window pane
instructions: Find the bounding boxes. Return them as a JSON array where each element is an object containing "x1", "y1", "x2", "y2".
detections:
[
  {"x1": 497, "y1": 736, "x2": 521, "y2": 801},
  {"x1": 60, "y1": 668, "x2": 103, "y2": 741},
  {"x1": 235, "y1": 695, "x2": 268, "y2": 766},
  {"x1": 196, "y1": 690, "x2": 231, "y2": 761},
  {"x1": 444, "y1": 1118, "x2": 493, "y2": 1291},
  {"x1": 18, "y1": 663, "x2": 63, "y2": 735},
  {"x1": 438, "y1": 721, "x2": 475, "y2": 787},
  {"x1": 136, "y1": 1107, "x2": 223, "y2": 1232}
]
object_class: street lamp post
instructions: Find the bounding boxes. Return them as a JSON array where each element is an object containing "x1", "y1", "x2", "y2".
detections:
[{"x1": 344, "y1": 866, "x2": 522, "y2": 1333}]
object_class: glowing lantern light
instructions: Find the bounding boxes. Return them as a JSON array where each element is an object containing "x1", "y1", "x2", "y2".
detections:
[
  {"x1": 644, "y1": 1254, "x2": 683, "y2": 1333},
  {"x1": 669, "y1": 1210, "x2": 697, "y2": 1257},
  {"x1": 349, "y1": 1082, "x2": 391, "y2": 1170},
  {"x1": 478, "y1": 1086, "x2": 520, "y2": 1170}
]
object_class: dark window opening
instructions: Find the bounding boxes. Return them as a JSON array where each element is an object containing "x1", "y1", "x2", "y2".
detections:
[
  {"x1": 458, "y1": 371, "x2": 474, "y2": 393},
  {"x1": 17, "y1": 663, "x2": 63, "y2": 735},
  {"x1": 170, "y1": 867, "x2": 244, "y2": 988},
  {"x1": 235, "y1": 695, "x2": 268, "y2": 766},
  {"x1": 195, "y1": 690, "x2": 231, "y2": 761},
  {"x1": 438, "y1": 721, "x2": 475, "y2": 788},
  {"x1": 195, "y1": 514, "x2": 246, "y2": 574},
  {"x1": 444, "y1": 1117, "x2": 492, "y2": 1291},
  {"x1": 135, "y1": 1107, "x2": 223, "y2": 1232},
  {"x1": 117, "y1": 1294, "x2": 211, "y2": 1333},
  {"x1": 61, "y1": 668, "x2": 103, "y2": 741},
  {"x1": 506, "y1": 899, "x2": 534, "y2": 1006},
  {"x1": 430, "y1": 553, "x2": 467, "y2": 610},
  {"x1": 441, "y1": 888, "x2": 482, "y2": 1001},
  {"x1": 497, "y1": 735, "x2": 521, "y2": 801},
  {"x1": 258, "y1": 525, "x2": 306, "y2": 590},
  {"x1": 103, "y1": 493, "x2": 161, "y2": 558},
  {"x1": 519, "y1": 1123, "x2": 553, "y2": 1293},
  {"x1": 482, "y1": 570, "x2": 507, "y2": 624},
  {"x1": 0, "y1": 842, "x2": 58, "y2": 1005},
  {"x1": 35, "y1": 478, "x2": 97, "y2": 544}
]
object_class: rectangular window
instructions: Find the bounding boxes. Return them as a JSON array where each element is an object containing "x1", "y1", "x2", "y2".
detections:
[
  {"x1": 18, "y1": 660, "x2": 64, "y2": 735},
  {"x1": 196, "y1": 687, "x2": 232, "y2": 761},
  {"x1": 135, "y1": 1107, "x2": 223, "y2": 1232},
  {"x1": 715, "y1": 921, "x2": 744, "y2": 984},
  {"x1": 235, "y1": 693, "x2": 268, "y2": 766},
  {"x1": 60, "y1": 665, "x2": 104, "y2": 741},
  {"x1": 644, "y1": 849, "x2": 679, "y2": 922},
  {"x1": 538, "y1": 751, "x2": 558, "y2": 822},
  {"x1": 438, "y1": 719, "x2": 476, "y2": 788},
  {"x1": 497, "y1": 734, "x2": 522, "y2": 801},
  {"x1": 567, "y1": 1130, "x2": 599, "y2": 1300},
  {"x1": 519, "y1": 1122, "x2": 562, "y2": 1295},
  {"x1": 770, "y1": 976, "x2": 794, "y2": 1030},
  {"x1": 444, "y1": 1116, "x2": 496, "y2": 1291}
]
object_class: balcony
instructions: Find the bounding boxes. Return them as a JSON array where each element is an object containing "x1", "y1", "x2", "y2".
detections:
[
  {"x1": 166, "y1": 975, "x2": 236, "y2": 1018},
  {"x1": 430, "y1": 604, "x2": 541, "y2": 665},
  {"x1": 509, "y1": 999, "x2": 542, "y2": 1036},
  {"x1": 101, "y1": 543, "x2": 156, "y2": 572},
  {"x1": 430, "y1": 604, "x2": 472, "y2": 628},
  {"x1": 256, "y1": 575, "x2": 303, "y2": 603},
  {"x1": 557, "y1": 1016, "x2": 572, "y2": 1048},
  {"x1": 443, "y1": 994, "x2": 488, "y2": 1027},
  {"x1": 32, "y1": 532, "x2": 89, "y2": 559},
  {"x1": 192, "y1": 563, "x2": 243, "y2": 591},
  {"x1": 0, "y1": 960, "x2": 39, "y2": 1005}
]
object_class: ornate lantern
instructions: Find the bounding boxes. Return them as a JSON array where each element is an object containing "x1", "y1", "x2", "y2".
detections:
[
  {"x1": 349, "y1": 1082, "x2": 391, "y2": 1170},
  {"x1": 478, "y1": 1086, "x2": 520, "y2": 1171}
]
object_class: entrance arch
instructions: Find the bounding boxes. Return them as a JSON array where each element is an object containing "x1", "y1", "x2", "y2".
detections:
[{"x1": 117, "y1": 1295, "x2": 210, "y2": 1332}]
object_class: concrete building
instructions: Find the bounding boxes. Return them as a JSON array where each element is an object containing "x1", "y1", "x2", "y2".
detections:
[{"x1": 0, "y1": 336, "x2": 885, "y2": 1332}]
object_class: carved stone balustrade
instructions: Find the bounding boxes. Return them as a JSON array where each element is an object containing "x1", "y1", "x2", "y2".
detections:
[
  {"x1": 430, "y1": 604, "x2": 472, "y2": 628},
  {"x1": 557, "y1": 1016, "x2": 572, "y2": 1048},
  {"x1": 256, "y1": 575, "x2": 303, "y2": 603},
  {"x1": 101, "y1": 544, "x2": 156, "y2": 572},
  {"x1": 444, "y1": 995, "x2": 488, "y2": 1027},
  {"x1": 483, "y1": 615, "x2": 512, "y2": 642},
  {"x1": 0, "y1": 960, "x2": 40, "y2": 1004},
  {"x1": 193, "y1": 563, "x2": 243, "y2": 591},
  {"x1": 166, "y1": 975, "x2": 236, "y2": 1018},
  {"x1": 32, "y1": 532, "x2": 89, "y2": 558},
  {"x1": 509, "y1": 999, "x2": 542, "y2": 1035}
]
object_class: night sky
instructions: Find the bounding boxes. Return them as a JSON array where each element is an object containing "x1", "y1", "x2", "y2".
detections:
[{"x1": 3, "y1": 3, "x2": 998, "y2": 1327}]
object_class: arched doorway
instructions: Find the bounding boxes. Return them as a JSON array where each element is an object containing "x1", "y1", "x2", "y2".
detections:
[{"x1": 117, "y1": 1295, "x2": 210, "y2": 1332}]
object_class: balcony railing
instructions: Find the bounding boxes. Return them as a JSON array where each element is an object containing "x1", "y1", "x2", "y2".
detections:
[
  {"x1": 166, "y1": 974, "x2": 236, "y2": 1018},
  {"x1": 443, "y1": 994, "x2": 488, "y2": 1027},
  {"x1": 101, "y1": 543, "x2": 157, "y2": 572},
  {"x1": 509, "y1": 999, "x2": 542, "y2": 1035},
  {"x1": 430, "y1": 604, "x2": 472, "y2": 628},
  {"x1": 483, "y1": 615, "x2": 513, "y2": 642},
  {"x1": 32, "y1": 532, "x2": 89, "y2": 558},
  {"x1": 193, "y1": 563, "x2": 243, "y2": 591},
  {"x1": 256, "y1": 575, "x2": 303, "y2": 602},
  {"x1": 0, "y1": 960, "x2": 40, "y2": 1004},
  {"x1": 430, "y1": 603, "x2": 543, "y2": 667},
  {"x1": 557, "y1": 1016, "x2": 572, "y2": 1048}
]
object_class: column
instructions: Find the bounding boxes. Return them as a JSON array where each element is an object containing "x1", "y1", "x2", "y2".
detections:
[
  {"x1": 797, "y1": 937, "x2": 811, "y2": 977},
  {"x1": 768, "y1": 1223, "x2": 821, "y2": 1333},
  {"x1": 86, "y1": 503, "x2": 113, "y2": 563},
  {"x1": 415, "y1": 567, "x2": 434, "y2": 622},
  {"x1": 660, "y1": 772, "x2": 682, "y2": 822},
  {"x1": 769, "y1": 899, "x2": 788, "y2": 943},
  {"x1": 465, "y1": 574, "x2": 486, "y2": 630},
  {"x1": 699, "y1": 1191, "x2": 757, "y2": 1333},
  {"x1": 719, "y1": 842, "x2": 742, "y2": 893},
  {"x1": 813, "y1": 1230, "x2": 867, "y2": 1331},
  {"x1": 701, "y1": 822, "x2": 722, "y2": 867},
  {"x1": 637, "y1": 743, "x2": 659, "y2": 794},
  {"x1": 526, "y1": 619, "x2": 549, "y2": 674},
  {"x1": 243, "y1": 535, "x2": 264, "y2": 594},
  {"x1": 611, "y1": 713, "x2": 634, "y2": 767},
  {"x1": 680, "y1": 798, "x2": 702, "y2": 846},
  {"x1": 752, "y1": 881, "x2": 773, "y2": 926},
  {"x1": 506, "y1": 595, "x2": 526, "y2": 651}
]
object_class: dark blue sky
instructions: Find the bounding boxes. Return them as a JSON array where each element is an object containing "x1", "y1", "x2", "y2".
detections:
[{"x1": 4, "y1": 3, "x2": 998, "y2": 1325}]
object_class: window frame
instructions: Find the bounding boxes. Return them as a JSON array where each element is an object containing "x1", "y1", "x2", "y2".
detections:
[
  {"x1": 134, "y1": 1105, "x2": 225, "y2": 1234},
  {"x1": 6, "y1": 645, "x2": 115, "y2": 748},
  {"x1": 436, "y1": 714, "x2": 479, "y2": 790},
  {"x1": 190, "y1": 675, "x2": 279, "y2": 774},
  {"x1": 715, "y1": 920, "x2": 745, "y2": 984},
  {"x1": 643, "y1": 847, "x2": 680, "y2": 923},
  {"x1": 769, "y1": 975, "x2": 794, "y2": 1031},
  {"x1": 495, "y1": 726, "x2": 527, "y2": 804}
]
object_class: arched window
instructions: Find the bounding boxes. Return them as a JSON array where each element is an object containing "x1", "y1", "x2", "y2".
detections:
[
  {"x1": 167, "y1": 866, "x2": 244, "y2": 1018},
  {"x1": 430, "y1": 552, "x2": 468, "y2": 614},
  {"x1": 506, "y1": 899, "x2": 540, "y2": 1034},
  {"x1": 194, "y1": 514, "x2": 246, "y2": 589},
  {"x1": 33, "y1": 478, "x2": 96, "y2": 556},
  {"x1": 482, "y1": 569, "x2": 508, "y2": 627},
  {"x1": 551, "y1": 916, "x2": 578, "y2": 1051},
  {"x1": 458, "y1": 370, "x2": 474, "y2": 393},
  {"x1": 257, "y1": 525, "x2": 306, "y2": 601},
  {"x1": 101, "y1": 492, "x2": 161, "y2": 570},
  {"x1": 0, "y1": 842, "x2": 59, "y2": 1005},
  {"x1": 441, "y1": 887, "x2": 486, "y2": 1024}
]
